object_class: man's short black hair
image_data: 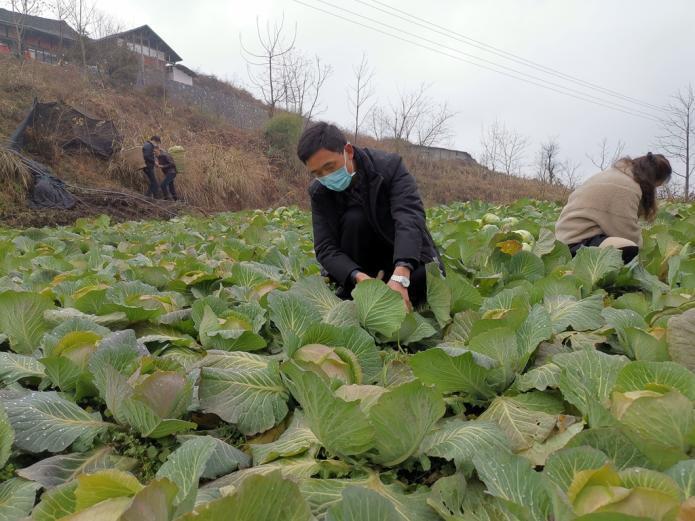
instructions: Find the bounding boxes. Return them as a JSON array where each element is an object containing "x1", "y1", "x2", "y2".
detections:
[
  {"x1": 150, "y1": 135, "x2": 161, "y2": 143},
  {"x1": 297, "y1": 122, "x2": 347, "y2": 163}
]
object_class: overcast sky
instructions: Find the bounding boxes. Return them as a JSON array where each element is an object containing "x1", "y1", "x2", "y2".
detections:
[{"x1": 92, "y1": 0, "x2": 694, "y2": 180}]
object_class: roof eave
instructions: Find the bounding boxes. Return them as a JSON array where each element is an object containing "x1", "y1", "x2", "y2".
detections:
[{"x1": 103, "y1": 24, "x2": 182, "y2": 62}]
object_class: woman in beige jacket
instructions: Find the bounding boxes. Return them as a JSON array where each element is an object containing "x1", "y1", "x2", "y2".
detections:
[{"x1": 555, "y1": 153, "x2": 672, "y2": 262}]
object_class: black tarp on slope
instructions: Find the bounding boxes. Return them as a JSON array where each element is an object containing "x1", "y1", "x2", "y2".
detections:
[
  {"x1": 8, "y1": 98, "x2": 121, "y2": 157},
  {"x1": 21, "y1": 155, "x2": 77, "y2": 210},
  {"x1": 4, "y1": 99, "x2": 121, "y2": 209}
]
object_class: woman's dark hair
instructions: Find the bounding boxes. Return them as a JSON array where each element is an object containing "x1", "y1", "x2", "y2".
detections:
[
  {"x1": 297, "y1": 122, "x2": 347, "y2": 163},
  {"x1": 615, "y1": 153, "x2": 672, "y2": 221},
  {"x1": 150, "y1": 136, "x2": 161, "y2": 143}
]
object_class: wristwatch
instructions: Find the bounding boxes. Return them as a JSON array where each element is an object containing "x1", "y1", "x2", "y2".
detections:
[{"x1": 390, "y1": 274, "x2": 411, "y2": 288}]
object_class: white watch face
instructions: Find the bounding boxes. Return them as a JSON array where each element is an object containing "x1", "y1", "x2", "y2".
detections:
[{"x1": 392, "y1": 275, "x2": 410, "y2": 288}]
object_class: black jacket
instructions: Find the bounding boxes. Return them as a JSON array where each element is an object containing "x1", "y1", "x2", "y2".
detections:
[
  {"x1": 309, "y1": 147, "x2": 441, "y2": 285},
  {"x1": 142, "y1": 141, "x2": 156, "y2": 167},
  {"x1": 157, "y1": 152, "x2": 177, "y2": 176}
]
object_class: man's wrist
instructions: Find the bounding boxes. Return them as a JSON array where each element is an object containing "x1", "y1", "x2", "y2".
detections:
[
  {"x1": 394, "y1": 260, "x2": 415, "y2": 274},
  {"x1": 393, "y1": 265, "x2": 412, "y2": 277}
]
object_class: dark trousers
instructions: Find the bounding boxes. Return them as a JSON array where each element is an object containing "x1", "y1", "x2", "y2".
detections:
[
  {"x1": 143, "y1": 165, "x2": 159, "y2": 198},
  {"x1": 161, "y1": 172, "x2": 178, "y2": 200},
  {"x1": 568, "y1": 234, "x2": 639, "y2": 263},
  {"x1": 335, "y1": 206, "x2": 427, "y2": 305}
]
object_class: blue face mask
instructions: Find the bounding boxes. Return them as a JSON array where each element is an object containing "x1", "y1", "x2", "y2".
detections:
[{"x1": 318, "y1": 151, "x2": 355, "y2": 191}]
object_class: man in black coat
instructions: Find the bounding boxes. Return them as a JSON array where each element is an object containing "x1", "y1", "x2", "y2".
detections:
[
  {"x1": 297, "y1": 122, "x2": 442, "y2": 310},
  {"x1": 142, "y1": 136, "x2": 161, "y2": 198}
]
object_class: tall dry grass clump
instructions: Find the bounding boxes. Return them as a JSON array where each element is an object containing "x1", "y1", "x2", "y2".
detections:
[
  {"x1": 0, "y1": 149, "x2": 32, "y2": 205},
  {"x1": 176, "y1": 144, "x2": 273, "y2": 209}
]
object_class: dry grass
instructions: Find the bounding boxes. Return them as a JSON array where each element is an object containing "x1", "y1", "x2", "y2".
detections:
[
  {"x1": 0, "y1": 149, "x2": 32, "y2": 205},
  {"x1": 177, "y1": 144, "x2": 273, "y2": 209},
  {"x1": 409, "y1": 159, "x2": 568, "y2": 205},
  {"x1": 0, "y1": 55, "x2": 568, "y2": 221}
]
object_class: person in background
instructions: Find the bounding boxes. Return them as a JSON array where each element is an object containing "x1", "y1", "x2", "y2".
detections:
[
  {"x1": 555, "y1": 152, "x2": 672, "y2": 263},
  {"x1": 142, "y1": 136, "x2": 161, "y2": 198},
  {"x1": 297, "y1": 122, "x2": 443, "y2": 310},
  {"x1": 155, "y1": 146, "x2": 178, "y2": 201}
]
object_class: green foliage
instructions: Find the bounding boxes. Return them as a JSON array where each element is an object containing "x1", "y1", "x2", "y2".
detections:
[
  {"x1": 105, "y1": 430, "x2": 176, "y2": 483},
  {"x1": 263, "y1": 113, "x2": 305, "y2": 169},
  {"x1": 0, "y1": 201, "x2": 693, "y2": 518}
]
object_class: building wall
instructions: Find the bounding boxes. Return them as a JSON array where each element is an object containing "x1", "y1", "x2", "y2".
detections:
[
  {"x1": 143, "y1": 55, "x2": 165, "y2": 68},
  {"x1": 162, "y1": 79, "x2": 269, "y2": 131},
  {"x1": 410, "y1": 144, "x2": 477, "y2": 164},
  {"x1": 24, "y1": 34, "x2": 61, "y2": 51},
  {"x1": 124, "y1": 40, "x2": 166, "y2": 61},
  {"x1": 167, "y1": 67, "x2": 193, "y2": 86},
  {"x1": 0, "y1": 24, "x2": 69, "y2": 63}
]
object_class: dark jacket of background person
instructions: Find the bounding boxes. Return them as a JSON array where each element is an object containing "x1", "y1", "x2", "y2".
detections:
[
  {"x1": 309, "y1": 146, "x2": 441, "y2": 287},
  {"x1": 157, "y1": 151, "x2": 177, "y2": 175},
  {"x1": 141, "y1": 141, "x2": 159, "y2": 197},
  {"x1": 142, "y1": 140, "x2": 157, "y2": 167},
  {"x1": 157, "y1": 150, "x2": 178, "y2": 200}
]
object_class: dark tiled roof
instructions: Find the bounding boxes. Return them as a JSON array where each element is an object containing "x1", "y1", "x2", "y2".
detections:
[
  {"x1": 102, "y1": 25, "x2": 182, "y2": 63},
  {"x1": 0, "y1": 8, "x2": 79, "y2": 40}
]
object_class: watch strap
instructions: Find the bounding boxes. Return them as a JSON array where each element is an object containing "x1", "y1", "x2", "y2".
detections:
[{"x1": 390, "y1": 274, "x2": 411, "y2": 288}]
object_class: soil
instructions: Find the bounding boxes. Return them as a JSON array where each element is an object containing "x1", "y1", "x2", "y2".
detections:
[{"x1": 0, "y1": 188, "x2": 203, "y2": 229}]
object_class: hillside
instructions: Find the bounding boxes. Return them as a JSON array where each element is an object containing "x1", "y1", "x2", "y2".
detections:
[{"x1": 0, "y1": 56, "x2": 568, "y2": 227}]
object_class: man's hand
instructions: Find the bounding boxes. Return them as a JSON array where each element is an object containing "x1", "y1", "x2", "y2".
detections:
[
  {"x1": 354, "y1": 272, "x2": 371, "y2": 284},
  {"x1": 388, "y1": 265, "x2": 412, "y2": 311},
  {"x1": 355, "y1": 270, "x2": 384, "y2": 284}
]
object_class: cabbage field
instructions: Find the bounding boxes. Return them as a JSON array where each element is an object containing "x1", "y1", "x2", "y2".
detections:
[{"x1": 0, "y1": 200, "x2": 694, "y2": 521}]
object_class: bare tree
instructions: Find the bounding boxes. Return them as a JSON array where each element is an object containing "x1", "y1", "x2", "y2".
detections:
[
  {"x1": 501, "y1": 129, "x2": 528, "y2": 177},
  {"x1": 348, "y1": 52, "x2": 375, "y2": 144},
  {"x1": 587, "y1": 137, "x2": 625, "y2": 170},
  {"x1": 369, "y1": 106, "x2": 389, "y2": 141},
  {"x1": 88, "y1": 13, "x2": 137, "y2": 87},
  {"x1": 48, "y1": 0, "x2": 69, "y2": 59},
  {"x1": 380, "y1": 83, "x2": 454, "y2": 147},
  {"x1": 387, "y1": 83, "x2": 428, "y2": 143},
  {"x1": 90, "y1": 9, "x2": 122, "y2": 39},
  {"x1": 6, "y1": 0, "x2": 46, "y2": 59},
  {"x1": 560, "y1": 158, "x2": 582, "y2": 190},
  {"x1": 61, "y1": 0, "x2": 98, "y2": 68},
  {"x1": 480, "y1": 120, "x2": 528, "y2": 176},
  {"x1": 241, "y1": 14, "x2": 296, "y2": 118},
  {"x1": 655, "y1": 84, "x2": 694, "y2": 201},
  {"x1": 480, "y1": 121, "x2": 501, "y2": 172},
  {"x1": 536, "y1": 138, "x2": 561, "y2": 185},
  {"x1": 416, "y1": 102, "x2": 455, "y2": 147},
  {"x1": 280, "y1": 50, "x2": 332, "y2": 122}
]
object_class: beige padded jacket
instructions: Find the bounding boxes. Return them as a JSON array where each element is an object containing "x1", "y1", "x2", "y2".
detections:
[{"x1": 555, "y1": 163, "x2": 643, "y2": 247}]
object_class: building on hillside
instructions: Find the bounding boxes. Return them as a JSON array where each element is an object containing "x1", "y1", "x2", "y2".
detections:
[
  {"x1": 410, "y1": 144, "x2": 477, "y2": 165},
  {"x1": 0, "y1": 7, "x2": 78, "y2": 63},
  {"x1": 100, "y1": 25, "x2": 194, "y2": 86},
  {"x1": 166, "y1": 63, "x2": 197, "y2": 87},
  {"x1": 1, "y1": 9, "x2": 197, "y2": 88}
]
